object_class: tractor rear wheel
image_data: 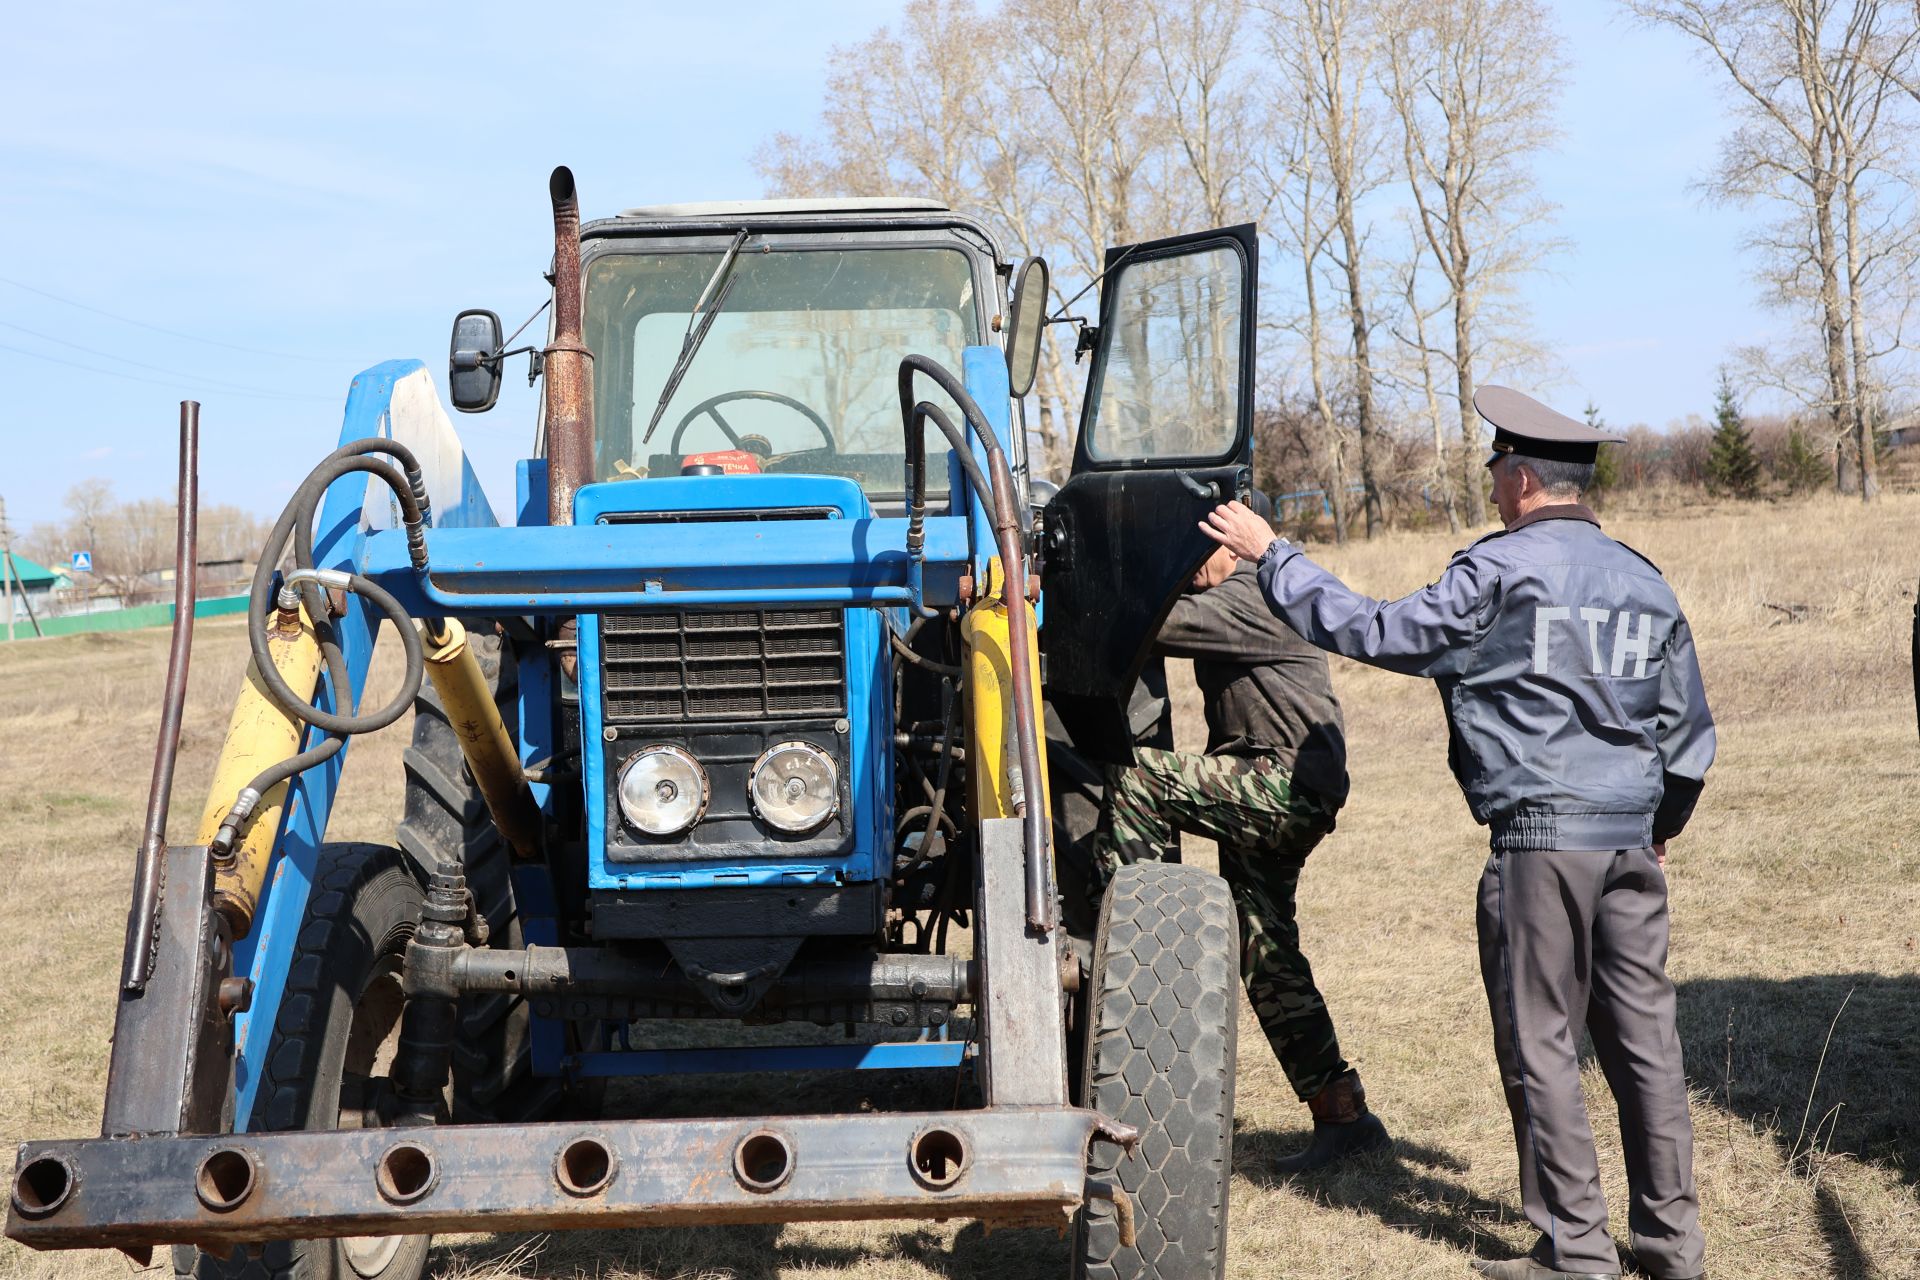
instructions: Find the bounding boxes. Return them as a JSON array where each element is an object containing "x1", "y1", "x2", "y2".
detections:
[
  {"x1": 1073, "y1": 861, "x2": 1238, "y2": 1280},
  {"x1": 174, "y1": 841, "x2": 431, "y2": 1280}
]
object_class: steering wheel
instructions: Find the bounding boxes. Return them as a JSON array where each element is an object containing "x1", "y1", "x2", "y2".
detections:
[{"x1": 669, "y1": 390, "x2": 836, "y2": 456}]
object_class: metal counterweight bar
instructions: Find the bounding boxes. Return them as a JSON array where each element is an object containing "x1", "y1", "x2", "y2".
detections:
[{"x1": 7, "y1": 1108, "x2": 1133, "y2": 1250}]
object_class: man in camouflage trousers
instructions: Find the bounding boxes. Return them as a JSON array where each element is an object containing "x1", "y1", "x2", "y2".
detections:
[{"x1": 1087, "y1": 493, "x2": 1389, "y2": 1174}]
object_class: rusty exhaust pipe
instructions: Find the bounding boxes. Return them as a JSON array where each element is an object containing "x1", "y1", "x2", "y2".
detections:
[
  {"x1": 544, "y1": 165, "x2": 595, "y2": 527},
  {"x1": 122, "y1": 401, "x2": 200, "y2": 992}
]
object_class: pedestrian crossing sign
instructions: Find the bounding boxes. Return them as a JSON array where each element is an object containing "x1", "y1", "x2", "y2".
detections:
[{"x1": 70, "y1": 551, "x2": 92, "y2": 572}]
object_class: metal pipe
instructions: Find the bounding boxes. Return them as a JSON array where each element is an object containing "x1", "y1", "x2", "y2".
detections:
[
  {"x1": 121, "y1": 402, "x2": 199, "y2": 992},
  {"x1": 989, "y1": 478, "x2": 1053, "y2": 934},
  {"x1": 544, "y1": 165, "x2": 595, "y2": 527},
  {"x1": 451, "y1": 947, "x2": 974, "y2": 1006},
  {"x1": 896, "y1": 356, "x2": 1054, "y2": 933}
]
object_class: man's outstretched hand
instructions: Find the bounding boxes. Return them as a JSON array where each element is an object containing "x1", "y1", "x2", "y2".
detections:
[{"x1": 1200, "y1": 500, "x2": 1282, "y2": 563}]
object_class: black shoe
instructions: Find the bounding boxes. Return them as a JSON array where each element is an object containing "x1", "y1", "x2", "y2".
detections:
[
  {"x1": 1273, "y1": 1069, "x2": 1393, "y2": 1175},
  {"x1": 1618, "y1": 1243, "x2": 1705, "y2": 1280},
  {"x1": 1470, "y1": 1258, "x2": 1620, "y2": 1280},
  {"x1": 1272, "y1": 1110, "x2": 1391, "y2": 1174}
]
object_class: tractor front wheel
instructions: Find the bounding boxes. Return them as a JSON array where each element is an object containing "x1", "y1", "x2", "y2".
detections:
[
  {"x1": 1073, "y1": 861, "x2": 1238, "y2": 1280},
  {"x1": 175, "y1": 841, "x2": 431, "y2": 1280}
]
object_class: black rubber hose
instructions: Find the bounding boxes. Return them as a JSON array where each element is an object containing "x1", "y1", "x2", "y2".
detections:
[
  {"x1": 247, "y1": 452, "x2": 427, "y2": 734},
  {"x1": 903, "y1": 398, "x2": 995, "y2": 535},
  {"x1": 894, "y1": 355, "x2": 1021, "y2": 525},
  {"x1": 214, "y1": 439, "x2": 434, "y2": 854}
]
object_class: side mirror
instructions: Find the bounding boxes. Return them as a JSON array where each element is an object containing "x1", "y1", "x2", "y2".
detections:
[
  {"x1": 449, "y1": 309, "x2": 504, "y2": 413},
  {"x1": 1028, "y1": 475, "x2": 1059, "y2": 521},
  {"x1": 1005, "y1": 256, "x2": 1050, "y2": 398}
]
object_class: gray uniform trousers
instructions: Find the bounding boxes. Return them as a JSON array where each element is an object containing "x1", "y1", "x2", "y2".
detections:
[{"x1": 1477, "y1": 845, "x2": 1704, "y2": 1278}]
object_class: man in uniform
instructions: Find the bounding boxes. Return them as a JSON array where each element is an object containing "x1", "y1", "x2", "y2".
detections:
[
  {"x1": 1198, "y1": 388, "x2": 1714, "y2": 1280},
  {"x1": 1087, "y1": 492, "x2": 1390, "y2": 1174}
]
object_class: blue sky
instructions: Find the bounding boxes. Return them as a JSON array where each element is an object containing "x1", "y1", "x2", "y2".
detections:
[{"x1": 0, "y1": 0, "x2": 1764, "y2": 533}]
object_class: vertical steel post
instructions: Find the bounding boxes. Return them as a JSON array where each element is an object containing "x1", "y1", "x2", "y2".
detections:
[
  {"x1": 1, "y1": 496, "x2": 14, "y2": 643},
  {"x1": 121, "y1": 402, "x2": 200, "y2": 992}
]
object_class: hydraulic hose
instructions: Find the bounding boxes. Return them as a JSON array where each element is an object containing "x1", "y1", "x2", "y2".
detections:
[
  {"x1": 211, "y1": 440, "x2": 434, "y2": 856},
  {"x1": 896, "y1": 354, "x2": 1054, "y2": 932}
]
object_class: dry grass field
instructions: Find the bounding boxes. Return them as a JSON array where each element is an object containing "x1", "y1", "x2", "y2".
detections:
[{"x1": 1, "y1": 492, "x2": 1914, "y2": 1279}]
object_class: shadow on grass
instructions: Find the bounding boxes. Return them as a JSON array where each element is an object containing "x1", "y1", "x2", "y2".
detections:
[
  {"x1": 425, "y1": 972, "x2": 1917, "y2": 1276},
  {"x1": 1673, "y1": 973, "x2": 1918, "y2": 1189},
  {"x1": 1234, "y1": 1127, "x2": 1524, "y2": 1261},
  {"x1": 429, "y1": 1220, "x2": 1069, "y2": 1280}
]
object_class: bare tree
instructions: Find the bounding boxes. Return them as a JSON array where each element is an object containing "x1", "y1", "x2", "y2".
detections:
[
  {"x1": 1262, "y1": 83, "x2": 1356, "y2": 540},
  {"x1": 1628, "y1": 0, "x2": 1920, "y2": 503},
  {"x1": 1264, "y1": 0, "x2": 1391, "y2": 535},
  {"x1": 1003, "y1": 0, "x2": 1172, "y2": 474},
  {"x1": 761, "y1": 0, "x2": 1570, "y2": 516},
  {"x1": 1146, "y1": 0, "x2": 1255, "y2": 227},
  {"x1": 63, "y1": 479, "x2": 112, "y2": 562},
  {"x1": 755, "y1": 0, "x2": 996, "y2": 207},
  {"x1": 1384, "y1": 0, "x2": 1564, "y2": 524},
  {"x1": 1390, "y1": 218, "x2": 1463, "y2": 529}
]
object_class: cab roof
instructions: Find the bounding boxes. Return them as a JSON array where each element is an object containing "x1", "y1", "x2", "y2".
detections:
[{"x1": 617, "y1": 197, "x2": 949, "y2": 219}]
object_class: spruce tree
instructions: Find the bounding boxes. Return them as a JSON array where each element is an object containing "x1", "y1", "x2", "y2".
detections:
[
  {"x1": 1777, "y1": 422, "x2": 1828, "y2": 493},
  {"x1": 1706, "y1": 368, "x2": 1762, "y2": 498},
  {"x1": 1585, "y1": 402, "x2": 1622, "y2": 497}
]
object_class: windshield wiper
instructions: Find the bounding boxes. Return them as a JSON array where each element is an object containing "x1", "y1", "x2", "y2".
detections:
[{"x1": 640, "y1": 227, "x2": 751, "y2": 446}]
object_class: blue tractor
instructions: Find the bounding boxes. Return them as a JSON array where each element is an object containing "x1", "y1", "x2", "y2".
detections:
[{"x1": 7, "y1": 169, "x2": 1261, "y2": 1279}]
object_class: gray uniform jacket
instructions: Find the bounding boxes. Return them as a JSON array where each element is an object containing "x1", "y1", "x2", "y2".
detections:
[{"x1": 1256, "y1": 505, "x2": 1715, "y2": 853}]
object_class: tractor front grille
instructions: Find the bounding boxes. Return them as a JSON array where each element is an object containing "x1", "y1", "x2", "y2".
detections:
[{"x1": 600, "y1": 606, "x2": 847, "y2": 725}]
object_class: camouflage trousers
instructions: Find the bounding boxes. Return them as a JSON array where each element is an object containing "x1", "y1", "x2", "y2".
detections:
[{"x1": 1088, "y1": 747, "x2": 1349, "y2": 1102}]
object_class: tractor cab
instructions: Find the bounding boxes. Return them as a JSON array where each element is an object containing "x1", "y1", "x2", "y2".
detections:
[{"x1": 582, "y1": 199, "x2": 1010, "y2": 509}]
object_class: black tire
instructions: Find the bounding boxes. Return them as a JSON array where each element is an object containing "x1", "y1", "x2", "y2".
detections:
[
  {"x1": 1073, "y1": 862, "x2": 1238, "y2": 1280},
  {"x1": 393, "y1": 626, "x2": 536, "y2": 1121},
  {"x1": 175, "y1": 842, "x2": 431, "y2": 1280}
]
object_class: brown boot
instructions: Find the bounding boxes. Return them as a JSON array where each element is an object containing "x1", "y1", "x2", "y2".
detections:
[{"x1": 1272, "y1": 1069, "x2": 1392, "y2": 1175}]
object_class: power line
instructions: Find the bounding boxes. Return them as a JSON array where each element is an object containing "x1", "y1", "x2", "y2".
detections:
[
  {"x1": 0, "y1": 340, "x2": 335, "y2": 402},
  {"x1": 0, "y1": 274, "x2": 335, "y2": 365},
  {"x1": 0, "y1": 319, "x2": 337, "y2": 401}
]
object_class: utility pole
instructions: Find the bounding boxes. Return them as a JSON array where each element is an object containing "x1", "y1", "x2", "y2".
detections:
[{"x1": 1, "y1": 495, "x2": 13, "y2": 643}]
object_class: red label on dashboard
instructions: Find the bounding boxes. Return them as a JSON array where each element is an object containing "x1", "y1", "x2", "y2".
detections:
[{"x1": 680, "y1": 450, "x2": 763, "y2": 475}]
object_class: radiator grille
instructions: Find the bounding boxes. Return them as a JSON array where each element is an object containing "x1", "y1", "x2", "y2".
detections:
[{"x1": 601, "y1": 607, "x2": 847, "y2": 724}]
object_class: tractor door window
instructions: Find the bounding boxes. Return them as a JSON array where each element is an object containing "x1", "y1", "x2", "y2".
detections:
[{"x1": 1082, "y1": 245, "x2": 1243, "y2": 464}]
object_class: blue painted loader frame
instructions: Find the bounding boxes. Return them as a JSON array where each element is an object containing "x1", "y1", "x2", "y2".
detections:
[{"x1": 229, "y1": 348, "x2": 1014, "y2": 1126}]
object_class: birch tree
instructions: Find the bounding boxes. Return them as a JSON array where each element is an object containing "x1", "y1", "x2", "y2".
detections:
[
  {"x1": 1264, "y1": 0, "x2": 1391, "y2": 535},
  {"x1": 1384, "y1": 0, "x2": 1563, "y2": 524},
  {"x1": 1390, "y1": 219, "x2": 1462, "y2": 529},
  {"x1": 1627, "y1": 0, "x2": 1920, "y2": 503}
]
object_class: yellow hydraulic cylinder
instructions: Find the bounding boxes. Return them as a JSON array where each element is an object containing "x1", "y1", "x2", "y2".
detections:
[
  {"x1": 961, "y1": 558, "x2": 1050, "y2": 822},
  {"x1": 202, "y1": 602, "x2": 322, "y2": 936},
  {"x1": 418, "y1": 618, "x2": 542, "y2": 861}
]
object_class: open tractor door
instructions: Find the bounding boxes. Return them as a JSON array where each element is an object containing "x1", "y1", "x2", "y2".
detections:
[
  {"x1": 1036, "y1": 225, "x2": 1259, "y2": 1280},
  {"x1": 1041, "y1": 224, "x2": 1258, "y2": 767}
]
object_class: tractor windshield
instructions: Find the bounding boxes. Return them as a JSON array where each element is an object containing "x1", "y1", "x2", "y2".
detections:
[{"x1": 585, "y1": 245, "x2": 979, "y2": 503}]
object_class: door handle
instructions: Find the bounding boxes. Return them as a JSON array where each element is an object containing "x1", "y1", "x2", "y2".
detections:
[{"x1": 1178, "y1": 472, "x2": 1221, "y2": 502}]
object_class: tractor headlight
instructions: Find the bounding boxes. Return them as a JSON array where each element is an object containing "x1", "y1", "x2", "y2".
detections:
[
  {"x1": 617, "y1": 745, "x2": 708, "y2": 837},
  {"x1": 749, "y1": 741, "x2": 839, "y2": 833}
]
